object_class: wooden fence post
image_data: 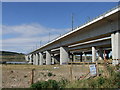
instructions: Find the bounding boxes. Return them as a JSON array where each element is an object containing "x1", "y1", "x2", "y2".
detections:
[{"x1": 31, "y1": 68, "x2": 35, "y2": 85}]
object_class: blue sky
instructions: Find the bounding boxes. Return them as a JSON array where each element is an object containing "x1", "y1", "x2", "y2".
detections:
[{"x1": 2, "y1": 2, "x2": 118, "y2": 53}]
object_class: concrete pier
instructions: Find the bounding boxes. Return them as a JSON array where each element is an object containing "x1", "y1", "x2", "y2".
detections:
[
  {"x1": 51, "y1": 54, "x2": 55, "y2": 65},
  {"x1": 46, "y1": 50, "x2": 51, "y2": 65},
  {"x1": 111, "y1": 33, "x2": 116, "y2": 65},
  {"x1": 84, "y1": 53, "x2": 87, "y2": 62},
  {"x1": 25, "y1": 55, "x2": 29, "y2": 62},
  {"x1": 92, "y1": 47, "x2": 96, "y2": 62},
  {"x1": 98, "y1": 48, "x2": 103, "y2": 60},
  {"x1": 73, "y1": 54, "x2": 76, "y2": 62},
  {"x1": 116, "y1": 32, "x2": 120, "y2": 64},
  {"x1": 33, "y1": 54, "x2": 36, "y2": 65},
  {"x1": 80, "y1": 52, "x2": 83, "y2": 62},
  {"x1": 39, "y1": 52, "x2": 43, "y2": 65},
  {"x1": 60, "y1": 47, "x2": 69, "y2": 65},
  {"x1": 35, "y1": 53, "x2": 39, "y2": 65},
  {"x1": 29, "y1": 54, "x2": 32, "y2": 64},
  {"x1": 111, "y1": 32, "x2": 120, "y2": 65},
  {"x1": 71, "y1": 54, "x2": 74, "y2": 62}
]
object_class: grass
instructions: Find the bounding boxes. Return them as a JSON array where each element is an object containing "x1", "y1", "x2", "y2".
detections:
[
  {"x1": 65, "y1": 64, "x2": 120, "y2": 88},
  {"x1": 30, "y1": 64, "x2": 120, "y2": 88}
]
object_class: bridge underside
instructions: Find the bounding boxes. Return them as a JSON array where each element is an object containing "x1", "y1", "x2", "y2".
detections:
[{"x1": 25, "y1": 6, "x2": 120, "y2": 66}]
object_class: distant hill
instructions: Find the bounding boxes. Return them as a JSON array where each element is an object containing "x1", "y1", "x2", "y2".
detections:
[
  {"x1": 0, "y1": 51, "x2": 25, "y2": 56},
  {"x1": 0, "y1": 51, "x2": 26, "y2": 62}
]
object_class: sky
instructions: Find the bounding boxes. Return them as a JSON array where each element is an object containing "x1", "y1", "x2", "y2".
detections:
[{"x1": 1, "y1": 2, "x2": 119, "y2": 54}]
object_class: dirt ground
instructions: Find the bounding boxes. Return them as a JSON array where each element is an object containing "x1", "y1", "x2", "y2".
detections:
[{"x1": 2, "y1": 64, "x2": 105, "y2": 88}]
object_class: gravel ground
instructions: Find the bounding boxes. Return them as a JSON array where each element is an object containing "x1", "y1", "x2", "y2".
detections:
[{"x1": 2, "y1": 64, "x2": 92, "y2": 88}]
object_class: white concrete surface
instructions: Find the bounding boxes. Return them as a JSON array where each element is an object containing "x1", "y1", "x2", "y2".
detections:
[
  {"x1": 33, "y1": 54, "x2": 36, "y2": 65},
  {"x1": 25, "y1": 55, "x2": 28, "y2": 61},
  {"x1": 46, "y1": 50, "x2": 51, "y2": 65},
  {"x1": 60, "y1": 47, "x2": 69, "y2": 65},
  {"x1": 111, "y1": 32, "x2": 120, "y2": 65},
  {"x1": 51, "y1": 54, "x2": 55, "y2": 65},
  {"x1": 35, "y1": 53, "x2": 39, "y2": 65},
  {"x1": 39, "y1": 52, "x2": 43, "y2": 65},
  {"x1": 29, "y1": 54, "x2": 32, "y2": 64},
  {"x1": 92, "y1": 47, "x2": 96, "y2": 62},
  {"x1": 111, "y1": 33, "x2": 116, "y2": 60}
]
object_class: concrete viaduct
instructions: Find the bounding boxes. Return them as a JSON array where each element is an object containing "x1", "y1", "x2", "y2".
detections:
[{"x1": 25, "y1": 6, "x2": 120, "y2": 66}]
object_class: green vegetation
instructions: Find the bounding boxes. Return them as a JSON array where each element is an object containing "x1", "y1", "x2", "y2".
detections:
[
  {"x1": 66, "y1": 65, "x2": 120, "y2": 88},
  {"x1": 47, "y1": 72, "x2": 56, "y2": 77},
  {"x1": 31, "y1": 65, "x2": 120, "y2": 88},
  {"x1": 47, "y1": 72, "x2": 53, "y2": 77},
  {"x1": 0, "y1": 51, "x2": 24, "y2": 56},
  {"x1": 31, "y1": 79, "x2": 68, "y2": 89},
  {"x1": 0, "y1": 51, "x2": 25, "y2": 62}
]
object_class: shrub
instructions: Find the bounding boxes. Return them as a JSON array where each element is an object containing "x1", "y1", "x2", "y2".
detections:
[
  {"x1": 48, "y1": 72, "x2": 53, "y2": 77},
  {"x1": 31, "y1": 80, "x2": 60, "y2": 89},
  {"x1": 47, "y1": 80, "x2": 60, "y2": 89},
  {"x1": 58, "y1": 78, "x2": 68, "y2": 88},
  {"x1": 31, "y1": 81, "x2": 42, "y2": 89},
  {"x1": 88, "y1": 79, "x2": 97, "y2": 88},
  {"x1": 97, "y1": 76, "x2": 105, "y2": 88}
]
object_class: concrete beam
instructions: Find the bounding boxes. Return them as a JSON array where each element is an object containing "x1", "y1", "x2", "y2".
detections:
[
  {"x1": 46, "y1": 50, "x2": 51, "y2": 65},
  {"x1": 60, "y1": 47, "x2": 69, "y2": 65},
  {"x1": 70, "y1": 38, "x2": 111, "y2": 51}
]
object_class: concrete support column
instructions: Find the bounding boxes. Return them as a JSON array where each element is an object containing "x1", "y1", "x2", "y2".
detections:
[
  {"x1": 92, "y1": 47, "x2": 97, "y2": 62},
  {"x1": 25, "y1": 55, "x2": 29, "y2": 62},
  {"x1": 54, "y1": 54, "x2": 60, "y2": 64},
  {"x1": 73, "y1": 54, "x2": 76, "y2": 62},
  {"x1": 46, "y1": 50, "x2": 51, "y2": 65},
  {"x1": 111, "y1": 33, "x2": 116, "y2": 65},
  {"x1": 116, "y1": 32, "x2": 120, "y2": 64},
  {"x1": 60, "y1": 46, "x2": 69, "y2": 65},
  {"x1": 84, "y1": 53, "x2": 87, "y2": 62},
  {"x1": 51, "y1": 54, "x2": 55, "y2": 65},
  {"x1": 98, "y1": 48, "x2": 103, "y2": 60},
  {"x1": 71, "y1": 54, "x2": 74, "y2": 62},
  {"x1": 35, "y1": 53, "x2": 39, "y2": 65},
  {"x1": 33, "y1": 54, "x2": 36, "y2": 65},
  {"x1": 39, "y1": 52, "x2": 43, "y2": 65},
  {"x1": 29, "y1": 54, "x2": 32, "y2": 64},
  {"x1": 80, "y1": 52, "x2": 83, "y2": 62},
  {"x1": 31, "y1": 54, "x2": 33, "y2": 64},
  {"x1": 106, "y1": 50, "x2": 110, "y2": 60},
  {"x1": 111, "y1": 32, "x2": 120, "y2": 65}
]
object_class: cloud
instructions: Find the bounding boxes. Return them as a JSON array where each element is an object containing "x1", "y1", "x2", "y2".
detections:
[{"x1": 2, "y1": 23, "x2": 70, "y2": 54}]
